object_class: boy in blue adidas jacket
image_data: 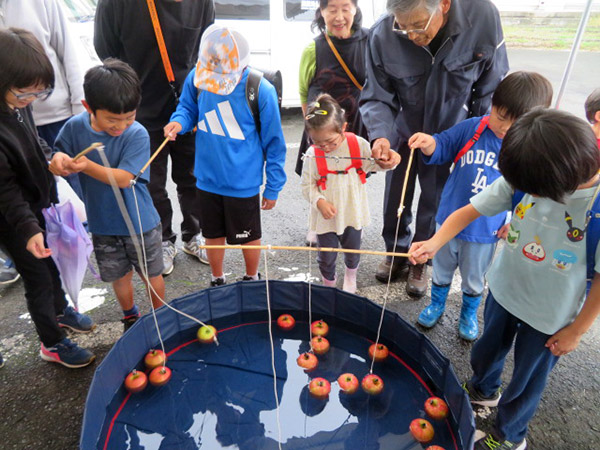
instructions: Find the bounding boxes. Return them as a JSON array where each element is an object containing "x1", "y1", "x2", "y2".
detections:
[
  {"x1": 164, "y1": 25, "x2": 286, "y2": 286},
  {"x1": 409, "y1": 109, "x2": 600, "y2": 450},
  {"x1": 408, "y1": 72, "x2": 552, "y2": 341}
]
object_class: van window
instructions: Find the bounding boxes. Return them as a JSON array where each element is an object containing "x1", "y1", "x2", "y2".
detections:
[
  {"x1": 216, "y1": 0, "x2": 270, "y2": 20},
  {"x1": 285, "y1": 0, "x2": 318, "y2": 21}
]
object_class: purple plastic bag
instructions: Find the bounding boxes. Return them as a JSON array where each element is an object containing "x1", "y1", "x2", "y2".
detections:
[{"x1": 42, "y1": 201, "x2": 93, "y2": 310}]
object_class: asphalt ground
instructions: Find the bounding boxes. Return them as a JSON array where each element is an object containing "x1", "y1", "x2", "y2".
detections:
[{"x1": 1, "y1": 49, "x2": 599, "y2": 449}]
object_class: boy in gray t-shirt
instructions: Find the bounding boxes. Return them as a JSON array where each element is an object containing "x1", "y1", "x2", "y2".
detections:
[{"x1": 409, "y1": 109, "x2": 600, "y2": 450}]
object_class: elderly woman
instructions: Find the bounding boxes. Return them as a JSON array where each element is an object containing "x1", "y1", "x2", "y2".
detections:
[
  {"x1": 295, "y1": 0, "x2": 368, "y2": 173},
  {"x1": 295, "y1": 0, "x2": 370, "y2": 245}
]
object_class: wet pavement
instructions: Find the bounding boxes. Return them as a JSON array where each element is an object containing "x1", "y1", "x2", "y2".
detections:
[{"x1": 1, "y1": 49, "x2": 600, "y2": 449}]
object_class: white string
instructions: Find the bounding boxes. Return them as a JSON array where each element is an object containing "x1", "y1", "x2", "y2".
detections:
[
  {"x1": 263, "y1": 250, "x2": 283, "y2": 449},
  {"x1": 306, "y1": 152, "x2": 315, "y2": 351}
]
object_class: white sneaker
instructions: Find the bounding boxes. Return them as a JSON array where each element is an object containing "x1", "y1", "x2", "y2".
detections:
[
  {"x1": 162, "y1": 241, "x2": 177, "y2": 276},
  {"x1": 182, "y1": 233, "x2": 209, "y2": 265}
]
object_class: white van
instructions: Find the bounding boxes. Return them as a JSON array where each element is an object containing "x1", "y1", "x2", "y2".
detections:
[{"x1": 215, "y1": 0, "x2": 383, "y2": 107}]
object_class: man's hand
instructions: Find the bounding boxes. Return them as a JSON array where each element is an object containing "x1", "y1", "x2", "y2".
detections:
[
  {"x1": 545, "y1": 324, "x2": 583, "y2": 357},
  {"x1": 377, "y1": 149, "x2": 401, "y2": 169},
  {"x1": 371, "y1": 138, "x2": 391, "y2": 161},
  {"x1": 317, "y1": 199, "x2": 337, "y2": 220},
  {"x1": 164, "y1": 122, "x2": 182, "y2": 141},
  {"x1": 408, "y1": 132, "x2": 436, "y2": 156},
  {"x1": 261, "y1": 197, "x2": 276, "y2": 210},
  {"x1": 49, "y1": 152, "x2": 73, "y2": 176},
  {"x1": 26, "y1": 232, "x2": 52, "y2": 259}
]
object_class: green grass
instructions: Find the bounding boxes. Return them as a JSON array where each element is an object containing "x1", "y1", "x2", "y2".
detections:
[{"x1": 502, "y1": 14, "x2": 600, "y2": 51}]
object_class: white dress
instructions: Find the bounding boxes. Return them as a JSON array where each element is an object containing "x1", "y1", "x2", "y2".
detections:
[{"x1": 301, "y1": 135, "x2": 389, "y2": 235}]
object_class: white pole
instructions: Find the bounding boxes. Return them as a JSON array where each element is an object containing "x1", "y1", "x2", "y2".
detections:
[{"x1": 555, "y1": 0, "x2": 594, "y2": 109}]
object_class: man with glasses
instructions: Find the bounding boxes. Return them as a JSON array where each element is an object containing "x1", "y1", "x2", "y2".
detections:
[{"x1": 360, "y1": 0, "x2": 508, "y2": 297}]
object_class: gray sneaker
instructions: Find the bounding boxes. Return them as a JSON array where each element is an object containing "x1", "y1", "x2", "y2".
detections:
[
  {"x1": 0, "y1": 265, "x2": 20, "y2": 285},
  {"x1": 463, "y1": 381, "x2": 502, "y2": 407},
  {"x1": 182, "y1": 233, "x2": 209, "y2": 265},
  {"x1": 162, "y1": 241, "x2": 177, "y2": 276}
]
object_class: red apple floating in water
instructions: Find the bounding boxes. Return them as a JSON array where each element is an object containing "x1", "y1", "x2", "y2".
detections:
[
  {"x1": 337, "y1": 373, "x2": 359, "y2": 394},
  {"x1": 410, "y1": 418, "x2": 435, "y2": 443},
  {"x1": 368, "y1": 343, "x2": 389, "y2": 362},
  {"x1": 144, "y1": 349, "x2": 167, "y2": 370},
  {"x1": 311, "y1": 336, "x2": 330, "y2": 355},
  {"x1": 297, "y1": 352, "x2": 318, "y2": 371},
  {"x1": 361, "y1": 374, "x2": 384, "y2": 395},
  {"x1": 277, "y1": 314, "x2": 295, "y2": 331},
  {"x1": 311, "y1": 320, "x2": 329, "y2": 337},
  {"x1": 124, "y1": 369, "x2": 148, "y2": 394},
  {"x1": 424, "y1": 396, "x2": 449, "y2": 420},
  {"x1": 309, "y1": 377, "x2": 331, "y2": 399},
  {"x1": 425, "y1": 446, "x2": 446, "y2": 450},
  {"x1": 197, "y1": 325, "x2": 217, "y2": 344},
  {"x1": 149, "y1": 366, "x2": 172, "y2": 387}
]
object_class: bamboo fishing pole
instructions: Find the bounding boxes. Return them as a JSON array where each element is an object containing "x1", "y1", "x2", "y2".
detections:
[
  {"x1": 132, "y1": 136, "x2": 170, "y2": 184},
  {"x1": 397, "y1": 146, "x2": 415, "y2": 218},
  {"x1": 200, "y1": 244, "x2": 411, "y2": 258},
  {"x1": 73, "y1": 142, "x2": 104, "y2": 161}
]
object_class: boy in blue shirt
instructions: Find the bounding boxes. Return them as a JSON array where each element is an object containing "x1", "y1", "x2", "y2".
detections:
[
  {"x1": 408, "y1": 72, "x2": 553, "y2": 340},
  {"x1": 50, "y1": 59, "x2": 165, "y2": 331},
  {"x1": 409, "y1": 109, "x2": 600, "y2": 450},
  {"x1": 164, "y1": 25, "x2": 286, "y2": 286}
]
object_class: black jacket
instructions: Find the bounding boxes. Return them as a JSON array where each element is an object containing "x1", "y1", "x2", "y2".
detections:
[
  {"x1": 94, "y1": 0, "x2": 215, "y2": 131},
  {"x1": 360, "y1": 0, "x2": 509, "y2": 149},
  {"x1": 0, "y1": 106, "x2": 57, "y2": 241}
]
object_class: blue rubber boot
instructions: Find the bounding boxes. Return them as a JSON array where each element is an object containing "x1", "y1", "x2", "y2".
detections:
[
  {"x1": 417, "y1": 283, "x2": 450, "y2": 328},
  {"x1": 459, "y1": 293, "x2": 482, "y2": 341}
]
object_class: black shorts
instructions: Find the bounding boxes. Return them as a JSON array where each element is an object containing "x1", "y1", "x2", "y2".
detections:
[{"x1": 198, "y1": 190, "x2": 262, "y2": 244}]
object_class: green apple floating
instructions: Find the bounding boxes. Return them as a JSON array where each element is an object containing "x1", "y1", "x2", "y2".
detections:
[
  {"x1": 309, "y1": 377, "x2": 331, "y2": 399},
  {"x1": 311, "y1": 336, "x2": 330, "y2": 355},
  {"x1": 197, "y1": 325, "x2": 217, "y2": 344},
  {"x1": 337, "y1": 373, "x2": 359, "y2": 394},
  {"x1": 124, "y1": 369, "x2": 148, "y2": 394},
  {"x1": 297, "y1": 352, "x2": 318, "y2": 371},
  {"x1": 361, "y1": 374, "x2": 384, "y2": 395},
  {"x1": 311, "y1": 320, "x2": 329, "y2": 337},
  {"x1": 277, "y1": 314, "x2": 295, "y2": 331},
  {"x1": 425, "y1": 396, "x2": 449, "y2": 420},
  {"x1": 368, "y1": 343, "x2": 389, "y2": 362},
  {"x1": 410, "y1": 418, "x2": 435, "y2": 443},
  {"x1": 149, "y1": 366, "x2": 172, "y2": 387},
  {"x1": 144, "y1": 349, "x2": 167, "y2": 370}
]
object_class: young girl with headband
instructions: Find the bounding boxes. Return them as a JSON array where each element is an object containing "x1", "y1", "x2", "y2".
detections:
[{"x1": 301, "y1": 93, "x2": 400, "y2": 292}]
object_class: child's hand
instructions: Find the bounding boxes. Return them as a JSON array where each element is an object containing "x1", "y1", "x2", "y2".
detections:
[
  {"x1": 49, "y1": 152, "x2": 73, "y2": 176},
  {"x1": 26, "y1": 232, "x2": 52, "y2": 259},
  {"x1": 261, "y1": 197, "x2": 276, "y2": 210},
  {"x1": 317, "y1": 199, "x2": 337, "y2": 220},
  {"x1": 164, "y1": 122, "x2": 182, "y2": 141},
  {"x1": 408, "y1": 132, "x2": 436, "y2": 155},
  {"x1": 545, "y1": 325, "x2": 583, "y2": 356},
  {"x1": 377, "y1": 149, "x2": 400, "y2": 169},
  {"x1": 496, "y1": 223, "x2": 510, "y2": 240},
  {"x1": 408, "y1": 240, "x2": 436, "y2": 265},
  {"x1": 67, "y1": 156, "x2": 89, "y2": 173}
]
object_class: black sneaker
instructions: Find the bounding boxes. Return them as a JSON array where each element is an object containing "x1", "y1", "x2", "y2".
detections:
[
  {"x1": 463, "y1": 381, "x2": 502, "y2": 407},
  {"x1": 242, "y1": 273, "x2": 262, "y2": 281},
  {"x1": 210, "y1": 277, "x2": 226, "y2": 287},
  {"x1": 121, "y1": 314, "x2": 140, "y2": 332},
  {"x1": 475, "y1": 432, "x2": 526, "y2": 450}
]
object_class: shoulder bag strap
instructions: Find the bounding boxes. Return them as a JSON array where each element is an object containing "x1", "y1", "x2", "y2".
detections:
[
  {"x1": 453, "y1": 116, "x2": 490, "y2": 165},
  {"x1": 324, "y1": 33, "x2": 363, "y2": 91},
  {"x1": 146, "y1": 0, "x2": 178, "y2": 102}
]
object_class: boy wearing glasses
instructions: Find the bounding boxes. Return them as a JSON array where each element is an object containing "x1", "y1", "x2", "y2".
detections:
[{"x1": 360, "y1": 0, "x2": 508, "y2": 297}]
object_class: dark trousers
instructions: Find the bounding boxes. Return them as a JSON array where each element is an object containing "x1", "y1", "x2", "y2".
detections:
[
  {"x1": 0, "y1": 226, "x2": 67, "y2": 347},
  {"x1": 382, "y1": 143, "x2": 450, "y2": 256},
  {"x1": 147, "y1": 129, "x2": 201, "y2": 244},
  {"x1": 317, "y1": 227, "x2": 362, "y2": 280},
  {"x1": 37, "y1": 118, "x2": 84, "y2": 200},
  {"x1": 470, "y1": 291, "x2": 559, "y2": 442}
]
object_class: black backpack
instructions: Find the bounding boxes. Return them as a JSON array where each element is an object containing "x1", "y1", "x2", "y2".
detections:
[{"x1": 245, "y1": 68, "x2": 282, "y2": 135}]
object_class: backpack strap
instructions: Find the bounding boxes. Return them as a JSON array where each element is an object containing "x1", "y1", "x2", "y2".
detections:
[
  {"x1": 314, "y1": 147, "x2": 331, "y2": 190},
  {"x1": 344, "y1": 132, "x2": 367, "y2": 184},
  {"x1": 453, "y1": 116, "x2": 490, "y2": 165},
  {"x1": 245, "y1": 68, "x2": 263, "y2": 135}
]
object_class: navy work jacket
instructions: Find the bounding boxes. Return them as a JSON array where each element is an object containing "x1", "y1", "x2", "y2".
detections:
[{"x1": 359, "y1": 0, "x2": 509, "y2": 150}]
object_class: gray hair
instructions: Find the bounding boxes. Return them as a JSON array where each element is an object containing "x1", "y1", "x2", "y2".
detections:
[{"x1": 386, "y1": 0, "x2": 441, "y2": 15}]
